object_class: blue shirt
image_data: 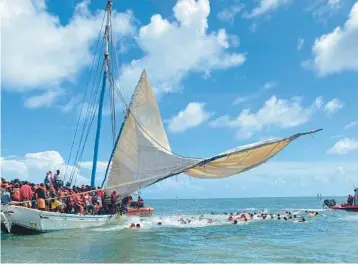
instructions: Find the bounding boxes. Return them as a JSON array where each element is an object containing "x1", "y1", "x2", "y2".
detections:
[{"x1": 1, "y1": 191, "x2": 11, "y2": 203}]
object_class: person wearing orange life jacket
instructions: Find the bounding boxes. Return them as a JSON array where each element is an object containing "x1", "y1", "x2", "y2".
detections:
[{"x1": 12, "y1": 184, "x2": 21, "y2": 202}]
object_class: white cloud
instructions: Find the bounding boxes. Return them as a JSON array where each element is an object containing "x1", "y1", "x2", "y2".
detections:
[
  {"x1": 120, "y1": 0, "x2": 246, "y2": 97},
  {"x1": 324, "y1": 98, "x2": 344, "y2": 114},
  {"x1": 1, "y1": 0, "x2": 135, "y2": 91},
  {"x1": 314, "y1": 96, "x2": 324, "y2": 109},
  {"x1": 328, "y1": 137, "x2": 358, "y2": 154},
  {"x1": 24, "y1": 89, "x2": 64, "y2": 109},
  {"x1": 344, "y1": 121, "x2": 358, "y2": 130},
  {"x1": 244, "y1": 0, "x2": 291, "y2": 18},
  {"x1": 210, "y1": 95, "x2": 320, "y2": 139},
  {"x1": 310, "y1": 2, "x2": 358, "y2": 75},
  {"x1": 297, "y1": 38, "x2": 305, "y2": 51},
  {"x1": 0, "y1": 158, "x2": 28, "y2": 176},
  {"x1": 233, "y1": 81, "x2": 276, "y2": 105},
  {"x1": 217, "y1": 3, "x2": 244, "y2": 24},
  {"x1": 168, "y1": 102, "x2": 212, "y2": 133},
  {"x1": 79, "y1": 161, "x2": 108, "y2": 173},
  {"x1": 1, "y1": 151, "x2": 107, "y2": 186},
  {"x1": 263, "y1": 81, "x2": 277, "y2": 90},
  {"x1": 308, "y1": 0, "x2": 342, "y2": 22}
]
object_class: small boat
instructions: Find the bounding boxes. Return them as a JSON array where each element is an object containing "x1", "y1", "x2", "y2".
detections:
[{"x1": 323, "y1": 188, "x2": 358, "y2": 212}]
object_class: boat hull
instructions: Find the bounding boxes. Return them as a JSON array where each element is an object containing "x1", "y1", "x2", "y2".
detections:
[
  {"x1": 1, "y1": 205, "x2": 119, "y2": 234},
  {"x1": 329, "y1": 205, "x2": 358, "y2": 212},
  {"x1": 126, "y1": 207, "x2": 154, "y2": 216}
]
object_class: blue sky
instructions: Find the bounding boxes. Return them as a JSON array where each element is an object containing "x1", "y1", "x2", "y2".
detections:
[{"x1": 1, "y1": 0, "x2": 358, "y2": 198}]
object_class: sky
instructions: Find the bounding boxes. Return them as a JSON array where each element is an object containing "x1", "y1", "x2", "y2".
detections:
[{"x1": 1, "y1": 0, "x2": 358, "y2": 198}]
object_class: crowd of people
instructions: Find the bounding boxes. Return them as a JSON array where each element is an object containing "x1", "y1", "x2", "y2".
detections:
[{"x1": 0, "y1": 170, "x2": 129, "y2": 215}]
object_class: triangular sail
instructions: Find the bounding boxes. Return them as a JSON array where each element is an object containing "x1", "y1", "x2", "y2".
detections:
[{"x1": 106, "y1": 70, "x2": 321, "y2": 198}]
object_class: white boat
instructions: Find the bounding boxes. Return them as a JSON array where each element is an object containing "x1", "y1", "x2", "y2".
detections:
[
  {"x1": 1, "y1": 205, "x2": 118, "y2": 233},
  {"x1": 1, "y1": 0, "x2": 321, "y2": 234}
]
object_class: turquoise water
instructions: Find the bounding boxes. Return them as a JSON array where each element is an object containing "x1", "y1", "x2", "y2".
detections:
[{"x1": 2, "y1": 197, "x2": 358, "y2": 263}]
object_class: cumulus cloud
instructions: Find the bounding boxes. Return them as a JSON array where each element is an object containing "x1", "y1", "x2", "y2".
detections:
[
  {"x1": 310, "y1": 2, "x2": 358, "y2": 75},
  {"x1": 244, "y1": 0, "x2": 291, "y2": 18},
  {"x1": 324, "y1": 98, "x2": 344, "y2": 114},
  {"x1": 119, "y1": 0, "x2": 246, "y2": 97},
  {"x1": 328, "y1": 137, "x2": 358, "y2": 154},
  {"x1": 1, "y1": 0, "x2": 135, "y2": 92},
  {"x1": 210, "y1": 95, "x2": 321, "y2": 139},
  {"x1": 1, "y1": 151, "x2": 107, "y2": 186},
  {"x1": 168, "y1": 102, "x2": 212, "y2": 133},
  {"x1": 24, "y1": 89, "x2": 65, "y2": 109}
]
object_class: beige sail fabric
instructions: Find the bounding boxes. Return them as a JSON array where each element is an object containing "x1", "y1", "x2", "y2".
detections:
[
  {"x1": 106, "y1": 71, "x2": 199, "y2": 198},
  {"x1": 106, "y1": 70, "x2": 320, "y2": 198},
  {"x1": 185, "y1": 138, "x2": 292, "y2": 178}
]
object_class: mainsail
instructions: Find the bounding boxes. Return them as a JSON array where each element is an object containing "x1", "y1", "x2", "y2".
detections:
[{"x1": 105, "y1": 70, "x2": 320, "y2": 198}]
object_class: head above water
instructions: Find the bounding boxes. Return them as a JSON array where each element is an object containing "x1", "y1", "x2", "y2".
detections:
[
  {"x1": 136, "y1": 224, "x2": 141, "y2": 228},
  {"x1": 157, "y1": 222, "x2": 162, "y2": 225}
]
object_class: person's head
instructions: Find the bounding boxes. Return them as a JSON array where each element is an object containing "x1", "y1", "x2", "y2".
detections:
[
  {"x1": 277, "y1": 213, "x2": 280, "y2": 217},
  {"x1": 136, "y1": 224, "x2": 141, "y2": 228},
  {"x1": 315, "y1": 212, "x2": 319, "y2": 215},
  {"x1": 293, "y1": 215, "x2": 297, "y2": 218},
  {"x1": 157, "y1": 222, "x2": 162, "y2": 226},
  {"x1": 278, "y1": 217, "x2": 281, "y2": 220},
  {"x1": 302, "y1": 217, "x2": 306, "y2": 222},
  {"x1": 233, "y1": 220, "x2": 238, "y2": 224},
  {"x1": 57, "y1": 170, "x2": 60, "y2": 174},
  {"x1": 244, "y1": 218, "x2": 247, "y2": 222},
  {"x1": 284, "y1": 217, "x2": 287, "y2": 221},
  {"x1": 130, "y1": 223, "x2": 135, "y2": 228},
  {"x1": 40, "y1": 183, "x2": 44, "y2": 187}
]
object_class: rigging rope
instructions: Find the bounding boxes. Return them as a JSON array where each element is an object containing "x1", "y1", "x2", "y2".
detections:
[{"x1": 63, "y1": 10, "x2": 107, "y2": 184}]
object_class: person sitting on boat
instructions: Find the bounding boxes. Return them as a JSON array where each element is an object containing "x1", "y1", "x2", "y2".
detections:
[
  {"x1": 12, "y1": 184, "x2": 21, "y2": 202},
  {"x1": 137, "y1": 195, "x2": 144, "y2": 208},
  {"x1": 1, "y1": 187, "x2": 11, "y2": 204},
  {"x1": 50, "y1": 198, "x2": 62, "y2": 212},
  {"x1": 347, "y1": 195, "x2": 354, "y2": 206},
  {"x1": 35, "y1": 183, "x2": 47, "y2": 211}
]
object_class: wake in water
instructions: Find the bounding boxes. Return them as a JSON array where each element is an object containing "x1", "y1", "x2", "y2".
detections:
[{"x1": 93, "y1": 208, "x2": 323, "y2": 232}]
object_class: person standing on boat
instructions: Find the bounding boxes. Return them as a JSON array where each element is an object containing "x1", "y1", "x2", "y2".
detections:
[
  {"x1": 20, "y1": 181, "x2": 32, "y2": 208},
  {"x1": 44, "y1": 172, "x2": 51, "y2": 189},
  {"x1": 35, "y1": 183, "x2": 47, "y2": 211},
  {"x1": 111, "y1": 191, "x2": 119, "y2": 213},
  {"x1": 347, "y1": 195, "x2": 354, "y2": 206}
]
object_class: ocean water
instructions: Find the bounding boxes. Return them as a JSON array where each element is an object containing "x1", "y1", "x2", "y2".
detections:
[{"x1": 1, "y1": 197, "x2": 358, "y2": 263}]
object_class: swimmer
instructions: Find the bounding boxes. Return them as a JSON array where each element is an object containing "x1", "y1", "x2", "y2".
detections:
[
  {"x1": 289, "y1": 216, "x2": 292, "y2": 220},
  {"x1": 284, "y1": 217, "x2": 287, "y2": 221},
  {"x1": 129, "y1": 223, "x2": 135, "y2": 229},
  {"x1": 136, "y1": 223, "x2": 141, "y2": 229},
  {"x1": 293, "y1": 215, "x2": 297, "y2": 218},
  {"x1": 157, "y1": 222, "x2": 162, "y2": 226},
  {"x1": 208, "y1": 219, "x2": 213, "y2": 224},
  {"x1": 228, "y1": 216, "x2": 233, "y2": 221},
  {"x1": 278, "y1": 217, "x2": 281, "y2": 220},
  {"x1": 233, "y1": 219, "x2": 238, "y2": 225},
  {"x1": 298, "y1": 217, "x2": 306, "y2": 222}
]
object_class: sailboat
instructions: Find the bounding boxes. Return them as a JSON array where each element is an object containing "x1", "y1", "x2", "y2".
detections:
[{"x1": 1, "y1": 0, "x2": 321, "y2": 234}]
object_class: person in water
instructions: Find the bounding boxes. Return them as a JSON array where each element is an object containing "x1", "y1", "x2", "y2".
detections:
[
  {"x1": 129, "y1": 223, "x2": 135, "y2": 229},
  {"x1": 136, "y1": 223, "x2": 141, "y2": 229},
  {"x1": 157, "y1": 222, "x2": 162, "y2": 226},
  {"x1": 298, "y1": 217, "x2": 306, "y2": 222},
  {"x1": 233, "y1": 219, "x2": 238, "y2": 225}
]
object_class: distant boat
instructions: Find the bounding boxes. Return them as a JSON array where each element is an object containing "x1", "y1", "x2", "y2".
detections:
[
  {"x1": 323, "y1": 188, "x2": 358, "y2": 212},
  {"x1": 1, "y1": 0, "x2": 322, "y2": 234}
]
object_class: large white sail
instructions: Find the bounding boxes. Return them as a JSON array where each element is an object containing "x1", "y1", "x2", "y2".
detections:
[{"x1": 106, "y1": 70, "x2": 320, "y2": 198}]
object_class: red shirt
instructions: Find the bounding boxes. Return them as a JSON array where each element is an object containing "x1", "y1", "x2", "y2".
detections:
[{"x1": 20, "y1": 184, "x2": 33, "y2": 200}]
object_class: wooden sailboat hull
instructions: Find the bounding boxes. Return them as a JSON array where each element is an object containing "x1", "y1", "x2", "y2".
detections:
[{"x1": 1, "y1": 205, "x2": 119, "y2": 234}]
